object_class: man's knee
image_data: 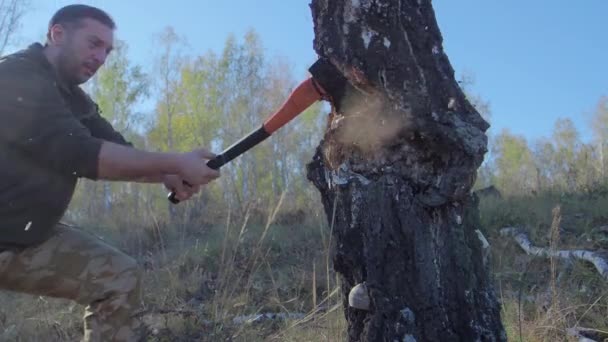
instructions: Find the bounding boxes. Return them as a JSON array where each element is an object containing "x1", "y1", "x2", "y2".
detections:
[
  {"x1": 99, "y1": 255, "x2": 141, "y2": 296},
  {"x1": 80, "y1": 250, "x2": 142, "y2": 308}
]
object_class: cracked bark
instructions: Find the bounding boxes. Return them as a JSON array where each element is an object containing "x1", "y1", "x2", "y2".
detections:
[{"x1": 306, "y1": 0, "x2": 506, "y2": 341}]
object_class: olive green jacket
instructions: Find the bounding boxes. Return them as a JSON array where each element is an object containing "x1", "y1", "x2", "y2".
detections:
[{"x1": 0, "y1": 43, "x2": 131, "y2": 247}]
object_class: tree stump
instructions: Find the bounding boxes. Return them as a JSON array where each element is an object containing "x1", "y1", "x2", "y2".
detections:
[{"x1": 306, "y1": 0, "x2": 507, "y2": 341}]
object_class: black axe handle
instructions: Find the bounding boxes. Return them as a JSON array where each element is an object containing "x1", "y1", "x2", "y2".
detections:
[{"x1": 167, "y1": 125, "x2": 271, "y2": 204}]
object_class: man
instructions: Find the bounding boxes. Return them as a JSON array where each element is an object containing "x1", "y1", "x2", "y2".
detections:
[{"x1": 0, "y1": 4, "x2": 219, "y2": 341}]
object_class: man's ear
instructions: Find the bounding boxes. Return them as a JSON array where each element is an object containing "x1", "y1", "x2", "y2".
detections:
[{"x1": 48, "y1": 24, "x2": 67, "y2": 45}]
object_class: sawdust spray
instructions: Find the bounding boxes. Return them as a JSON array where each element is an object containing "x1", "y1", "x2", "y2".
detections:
[{"x1": 332, "y1": 86, "x2": 407, "y2": 156}]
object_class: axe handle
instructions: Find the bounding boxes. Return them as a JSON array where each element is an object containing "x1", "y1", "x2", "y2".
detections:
[
  {"x1": 167, "y1": 125, "x2": 270, "y2": 204},
  {"x1": 167, "y1": 77, "x2": 324, "y2": 204}
]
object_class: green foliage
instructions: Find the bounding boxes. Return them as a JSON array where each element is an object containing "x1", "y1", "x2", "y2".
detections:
[
  {"x1": 490, "y1": 129, "x2": 537, "y2": 194},
  {"x1": 482, "y1": 101, "x2": 608, "y2": 197},
  {"x1": 140, "y1": 27, "x2": 326, "y2": 221},
  {"x1": 92, "y1": 39, "x2": 150, "y2": 139}
]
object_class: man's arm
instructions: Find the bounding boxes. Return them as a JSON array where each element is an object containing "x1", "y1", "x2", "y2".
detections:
[
  {"x1": 96, "y1": 142, "x2": 219, "y2": 186},
  {"x1": 0, "y1": 67, "x2": 219, "y2": 186},
  {"x1": 96, "y1": 141, "x2": 180, "y2": 181}
]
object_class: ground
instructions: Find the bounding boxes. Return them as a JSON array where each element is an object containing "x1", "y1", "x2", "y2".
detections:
[{"x1": 1, "y1": 190, "x2": 607, "y2": 341}]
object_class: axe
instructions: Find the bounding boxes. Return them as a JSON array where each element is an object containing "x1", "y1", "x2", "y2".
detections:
[{"x1": 168, "y1": 57, "x2": 352, "y2": 204}]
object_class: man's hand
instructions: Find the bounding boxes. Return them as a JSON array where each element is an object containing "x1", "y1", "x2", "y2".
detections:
[
  {"x1": 166, "y1": 148, "x2": 220, "y2": 202},
  {"x1": 162, "y1": 174, "x2": 201, "y2": 201},
  {"x1": 175, "y1": 148, "x2": 221, "y2": 186}
]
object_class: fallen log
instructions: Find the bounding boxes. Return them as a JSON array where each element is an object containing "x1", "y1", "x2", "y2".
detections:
[
  {"x1": 500, "y1": 227, "x2": 608, "y2": 280},
  {"x1": 567, "y1": 326, "x2": 608, "y2": 342},
  {"x1": 137, "y1": 308, "x2": 308, "y2": 333}
]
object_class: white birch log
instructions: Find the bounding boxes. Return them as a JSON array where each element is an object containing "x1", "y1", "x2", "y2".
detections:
[
  {"x1": 500, "y1": 227, "x2": 608, "y2": 280},
  {"x1": 567, "y1": 326, "x2": 608, "y2": 342}
]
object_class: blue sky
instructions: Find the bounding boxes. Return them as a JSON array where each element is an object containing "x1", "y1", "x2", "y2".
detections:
[{"x1": 12, "y1": 0, "x2": 608, "y2": 144}]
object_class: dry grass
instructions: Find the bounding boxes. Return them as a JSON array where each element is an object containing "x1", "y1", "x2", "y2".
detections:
[
  {"x1": 488, "y1": 192, "x2": 608, "y2": 342},
  {"x1": 1, "y1": 190, "x2": 607, "y2": 341}
]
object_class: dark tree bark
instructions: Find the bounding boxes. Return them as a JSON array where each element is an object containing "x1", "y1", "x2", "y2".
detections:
[{"x1": 306, "y1": 1, "x2": 507, "y2": 341}]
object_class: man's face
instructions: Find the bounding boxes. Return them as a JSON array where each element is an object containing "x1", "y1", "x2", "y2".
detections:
[{"x1": 52, "y1": 18, "x2": 114, "y2": 85}]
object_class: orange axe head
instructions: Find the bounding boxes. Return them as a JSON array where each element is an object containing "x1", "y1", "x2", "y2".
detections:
[{"x1": 263, "y1": 57, "x2": 351, "y2": 134}]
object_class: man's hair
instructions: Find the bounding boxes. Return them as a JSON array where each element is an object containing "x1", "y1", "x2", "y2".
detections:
[{"x1": 46, "y1": 4, "x2": 116, "y2": 40}]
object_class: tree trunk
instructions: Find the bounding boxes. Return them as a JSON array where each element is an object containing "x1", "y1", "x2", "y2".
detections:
[{"x1": 306, "y1": 1, "x2": 506, "y2": 341}]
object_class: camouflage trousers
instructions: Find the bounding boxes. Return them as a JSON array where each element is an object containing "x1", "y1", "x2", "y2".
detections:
[{"x1": 0, "y1": 223, "x2": 143, "y2": 341}]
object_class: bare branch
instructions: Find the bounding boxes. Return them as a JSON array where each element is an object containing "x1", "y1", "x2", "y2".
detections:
[{"x1": 0, "y1": 0, "x2": 30, "y2": 56}]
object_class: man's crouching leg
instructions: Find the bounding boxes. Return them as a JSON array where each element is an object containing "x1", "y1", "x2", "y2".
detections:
[
  {"x1": 0, "y1": 223, "x2": 144, "y2": 341},
  {"x1": 82, "y1": 249, "x2": 143, "y2": 342}
]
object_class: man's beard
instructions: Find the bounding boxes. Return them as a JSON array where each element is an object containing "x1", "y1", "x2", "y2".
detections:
[{"x1": 56, "y1": 48, "x2": 83, "y2": 86}]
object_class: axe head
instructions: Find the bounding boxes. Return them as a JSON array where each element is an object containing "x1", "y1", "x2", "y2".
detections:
[{"x1": 308, "y1": 57, "x2": 356, "y2": 111}]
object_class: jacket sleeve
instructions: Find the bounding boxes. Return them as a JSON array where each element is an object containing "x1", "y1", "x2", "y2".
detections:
[
  {"x1": 82, "y1": 109, "x2": 134, "y2": 147},
  {"x1": 0, "y1": 69, "x2": 104, "y2": 180}
]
